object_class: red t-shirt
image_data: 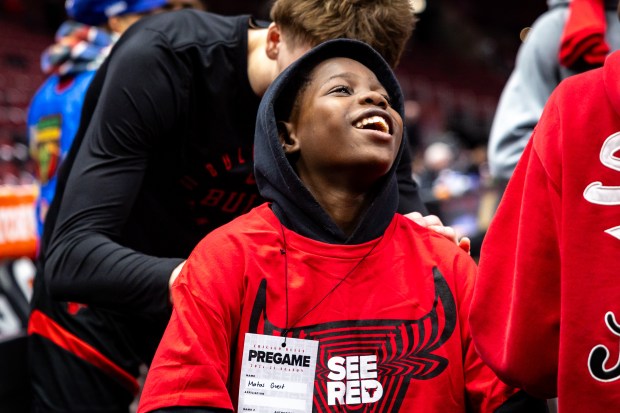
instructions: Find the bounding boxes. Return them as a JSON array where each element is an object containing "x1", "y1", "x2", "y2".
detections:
[{"x1": 138, "y1": 204, "x2": 518, "y2": 412}]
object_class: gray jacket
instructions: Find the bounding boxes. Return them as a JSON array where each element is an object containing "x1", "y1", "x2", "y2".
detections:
[{"x1": 488, "y1": 0, "x2": 620, "y2": 180}]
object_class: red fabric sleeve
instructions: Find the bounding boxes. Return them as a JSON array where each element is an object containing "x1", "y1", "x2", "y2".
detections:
[
  {"x1": 559, "y1": 0, "x2": 609, "y2": 68},
  {"x1": 137, "y1": 235, "x2": 243, "y2": 413},
  {"x1": 469, "y1": 102, "x2": 562, "y2": 399},
  {"x1": 452, "y1": 253, "x2": 520, "y2": 412}
]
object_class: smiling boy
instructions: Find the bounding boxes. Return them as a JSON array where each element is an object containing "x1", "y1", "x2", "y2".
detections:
[
  {"x1": 137, "y1": 39, "x2": 545, "y2": 413},
  {"x1": 28, "y1": 3, "x2": 431, "y2": 411}
]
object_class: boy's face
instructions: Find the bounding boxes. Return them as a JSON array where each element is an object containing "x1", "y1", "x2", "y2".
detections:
[{"x1": 283, "y1": 57, "x2": 403, "y2": 189}]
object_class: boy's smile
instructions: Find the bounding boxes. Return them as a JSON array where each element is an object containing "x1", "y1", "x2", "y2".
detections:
[{"x1": 354, "y1": 114, "x2": 391, "y2": 135}]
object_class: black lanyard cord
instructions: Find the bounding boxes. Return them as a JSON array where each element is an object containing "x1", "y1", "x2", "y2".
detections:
[
  {"x1": 278, "y1": 222, "x2": 383, "y2": 347},
  {"x1": 278, "y1": 221, "x2": 290, "y2": 347}
]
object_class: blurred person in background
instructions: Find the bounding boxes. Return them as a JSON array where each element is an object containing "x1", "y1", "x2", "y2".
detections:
[
  {"x1": 24, "y1": 0, "x2": 192, "y2": 411},
  {"x1": 27, "y1": 0, "x2": 173, "y2": 241},
  {"x1": 487, "y1": 0, "x2": 620, "y2": 187},
  {"x1": 469, "y1": 35, "x2": 620, "y2": 413},
  {"x1": 27, "y1": 1, "x2": 464, "y2": 412},
  {"x1": 487, "y1": 4, "x2": 620, "y2": 407}
]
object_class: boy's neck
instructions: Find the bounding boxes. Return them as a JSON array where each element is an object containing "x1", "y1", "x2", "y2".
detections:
[{"x1": 308, "y1": 186, "x2": 373, "y2": 236}]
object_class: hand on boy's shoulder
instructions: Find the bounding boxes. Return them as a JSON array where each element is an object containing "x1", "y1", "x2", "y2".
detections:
[
  {"x1": 168, "y1": 260, "x2": 187, "y2": 305},
  {"x1": 404, "y1": 212, "x2": 471, "y2": 255}
]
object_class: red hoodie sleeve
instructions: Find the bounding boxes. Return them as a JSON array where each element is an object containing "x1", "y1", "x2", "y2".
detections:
[
  {"x1": 450, "y1": 252, "x2": 525, "y2": 412},
  {"x1": 469, "y1": 98, "x2": 562, "y2": 399},
  {"x1": 137, "y1": 233, "x2": 243, "y2": 413}
]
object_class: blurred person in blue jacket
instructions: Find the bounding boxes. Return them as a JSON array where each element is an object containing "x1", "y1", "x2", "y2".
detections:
[
  {"x1": 19, "y1": 0, "x2": 174, "y2": 410},
  {"x1": 27, "y1": 0, "x2": 172, "y2": 240}
]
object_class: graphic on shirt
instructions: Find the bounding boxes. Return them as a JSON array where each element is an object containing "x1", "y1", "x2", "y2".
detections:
[
  {"x1": 588, "y1": 311, "x2": 620, "y2": 382},
  {"x1": 249, "y1": 267, "x2": 456, "y2": 411},
  {"x1": 30, "y1": 115, "x2": 62, "y2": 184},
  {"x1": 178, "y1": 145, "x2": 263, "y2": 227}
]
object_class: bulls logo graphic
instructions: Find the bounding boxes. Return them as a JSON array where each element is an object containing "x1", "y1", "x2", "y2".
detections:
[
  {"x1": 589, "y1": 311, "x2": 620, "y2": 382},
  {"x1": 249, "y1": 267, "x2": 456, "y2": 411},
  {"x1": 365, "y1": 386, "x2": 378, "y2": 398}
]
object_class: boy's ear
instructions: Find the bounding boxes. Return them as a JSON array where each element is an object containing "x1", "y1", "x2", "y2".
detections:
[
  {"x1": 266, "y1": 23, "x2": 281, "y2": 61},
  {"x1": 277, "y1": 121, "x2": 300, "y2": 155}
]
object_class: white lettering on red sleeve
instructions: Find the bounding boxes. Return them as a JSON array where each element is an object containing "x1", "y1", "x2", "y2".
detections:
[{"x1": 583, "y1": 132, "x2": 620, "y2": 240}]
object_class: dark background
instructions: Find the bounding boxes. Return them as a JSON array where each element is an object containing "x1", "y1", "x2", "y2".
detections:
[
  {"x1": 0, "y1": 0, "x2": 548, "y2": 103},
  {"x1": 0, "y1": 0, "x2": 550, "y2": 239},
  {"x1": 0, "y1": 0, "x2": 550, "y2": 160},
  {"x1": 2, "y1": 0, "x2": 548, "y2": 73}
]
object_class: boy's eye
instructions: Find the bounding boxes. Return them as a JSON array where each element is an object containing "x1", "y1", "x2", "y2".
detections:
[
  {"x1": 382, "y1": 94, "x2": 392, "y2": 105},
  {"x1": 330, "y1": 85, "x2": 352, "y2": 94}
]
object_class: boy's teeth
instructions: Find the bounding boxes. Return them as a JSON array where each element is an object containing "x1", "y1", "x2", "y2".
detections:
[{"x1": 355, "y1": 116, "x2": 389, "y2": 133}]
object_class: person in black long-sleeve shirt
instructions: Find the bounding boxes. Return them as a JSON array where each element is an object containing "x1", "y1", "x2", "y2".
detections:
[{"x1": 28, "y1": 1, "x2": 440, "y2": 412}]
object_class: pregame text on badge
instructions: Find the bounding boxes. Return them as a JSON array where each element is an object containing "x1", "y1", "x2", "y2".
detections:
[{"x1": 238, "y1": 333, "x2": 319, "y2": 412}]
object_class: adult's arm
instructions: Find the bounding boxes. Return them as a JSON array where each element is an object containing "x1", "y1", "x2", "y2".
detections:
[
  {"x1": 138, "y1": 231, "x2": 243, "y2": 412},
  {"x1": 44, "y1": 24, "x2": 188, "y2": 316},
  {"x1": 487, "y1": 8, "x2": 567, "y2": 181}
]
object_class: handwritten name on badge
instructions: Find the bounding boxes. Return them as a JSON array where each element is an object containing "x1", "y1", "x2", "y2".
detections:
[{"x1": 239, "y1": 333, "x2": 319, "y2": 413}]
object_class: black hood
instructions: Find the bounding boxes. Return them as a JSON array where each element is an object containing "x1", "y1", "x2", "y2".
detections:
[{"x1": 254, "y1": 39, "x2": 406, "y2": 244}]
